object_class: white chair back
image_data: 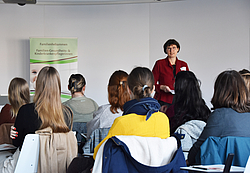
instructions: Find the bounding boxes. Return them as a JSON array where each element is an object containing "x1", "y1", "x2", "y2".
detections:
[
  {"x1": 14, "y1": 134, "x2": 40, "y2": 173},
  {"x1": 244, "y1": 156, "x2": 250, "y2": 173}
]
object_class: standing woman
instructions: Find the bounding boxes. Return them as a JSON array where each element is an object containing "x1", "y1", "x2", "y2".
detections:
[
  {"x1": 152, "y1": 39, "x2": 189, "y2": 106},
  {"x1": 93, "y1": 67, "x2": 170, "y2": 159},
  {"x1": 0, "y1": 78, "x2": 30, "y2": 126}
]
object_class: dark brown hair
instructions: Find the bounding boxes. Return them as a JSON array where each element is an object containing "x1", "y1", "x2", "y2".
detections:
[
  {"x1": 68, "y1": 74, "x2": 86, "y2": 95},
  {"x1": 239, "y1": 69, "x2": 250, "y2": 95},
  {"x1": 127, "y1": 67, "x2": 154, "y2": 100},
  {"x1": 211, "y1": 70, "x2": 250, "y2": 113},
  {"x1": 108, "y1": 70, "x2": 130, "y2": 114}
]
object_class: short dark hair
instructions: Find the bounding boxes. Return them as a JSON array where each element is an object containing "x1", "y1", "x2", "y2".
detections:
[
  {"x1": 163, "y1": 39, "x2": 180, "y2": 54},
  {"x1": 211, "y1": 70, "x2": 250, "y2": 113}
]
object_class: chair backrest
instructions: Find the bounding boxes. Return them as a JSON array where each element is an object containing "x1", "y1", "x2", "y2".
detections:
[
  {"x1": 35, "y1": 127, "x2": 78, "y2": 173},
  {"x1": 244, "y1": 156, "x2": 250, "y2": 173},
  {"x1": 197, "y1": 136, "x2": 250, "y2": 167},
  {"x1": 14, "y1": 128, "x2": 77, "y2": 173},
  {"x1": 0, "y1": 123, "x2": 14, "y2": 145},
  {"x1": 14, "y1": 134, "x2": 40, "y2": 173},
  {"x1": 83, "y1": 127, "x2": 110, "y2": 154},
  {"x1": 223, "y1": 153, "x2": 234, "y2": 173},
  {"x1": 72, "y1": 122, "x2": 87, "y2": 142}
]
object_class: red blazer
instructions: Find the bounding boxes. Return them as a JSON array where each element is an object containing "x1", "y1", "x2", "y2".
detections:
[{"x1": 152, "y1": 57, "x2": 189, "y2": 104}]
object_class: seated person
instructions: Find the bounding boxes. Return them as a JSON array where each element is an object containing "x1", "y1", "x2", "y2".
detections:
[
  {"x1": 11, "y1": 66, "x2": 73, "y2": 147},
  {"x1": 165, "y1": 71, "x2": 210, "y2": 159},
  {"x1": 93, "y1": 67, "x2": 170, "y2": 159},
  {"x1": 165, "y1": 71, "x2": 210, "y2": 134},
  {"x1": 4, "y1": 66, "x2": 74, "y2": 172},
  {"x1": 187, "y1": 70, "x2": 250, "y2": 165},
  {"x1": 0, "y1": 77, "x2": 30, "y2": 126},
  {"x1": 87, "y1": 70, "x2": 130, "y2": 138},
  {"x1": 63, "y1": 74, "x2": 98, "y2": 124}
]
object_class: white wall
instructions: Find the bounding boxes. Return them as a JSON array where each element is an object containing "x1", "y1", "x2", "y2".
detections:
[{"x1": 0, "y1": 0, "x2": 249, "y2": 108}]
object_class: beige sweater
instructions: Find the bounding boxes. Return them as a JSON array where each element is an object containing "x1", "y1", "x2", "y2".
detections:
[{"x1": 35, "y1": 127, "x2": 77, "y2": 173}]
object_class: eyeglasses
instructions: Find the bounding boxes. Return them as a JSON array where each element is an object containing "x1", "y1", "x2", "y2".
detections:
[{"x1": 167, "y1": 46, "x2": 177, "y2": 51}]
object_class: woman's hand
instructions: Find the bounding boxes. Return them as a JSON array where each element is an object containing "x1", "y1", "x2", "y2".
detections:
[
  {"x1": 160, "y1": 85, "x2": 171, "y2": 93},
  {"x1": 10, "y1": 126, "x2": 18, "y2": 139}
]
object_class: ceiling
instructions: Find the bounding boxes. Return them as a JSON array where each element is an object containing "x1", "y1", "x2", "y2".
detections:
[{"x1": 1, "y1": 0, "x2": 181, "y2": 5}]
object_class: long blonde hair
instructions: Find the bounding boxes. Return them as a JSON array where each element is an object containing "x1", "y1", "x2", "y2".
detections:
[
  {"x1": 8, "y1": 78, "x2": 30, "y2": 117},
  {"x1": 33, "y1": 66, "x2": 70, "y2": 133}
]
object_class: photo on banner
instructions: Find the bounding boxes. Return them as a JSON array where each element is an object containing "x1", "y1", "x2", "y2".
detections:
[{"x1": 30, "y1": 37, "x2": 78, "y2": 102}]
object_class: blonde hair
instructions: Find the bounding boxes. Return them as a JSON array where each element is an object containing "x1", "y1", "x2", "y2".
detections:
[
  {"x1": 33, "y1": 66, "x2": 71, "y2": 133},
  {"x1": 8, "y1": 78, "x2": 30, "y2": 117}
]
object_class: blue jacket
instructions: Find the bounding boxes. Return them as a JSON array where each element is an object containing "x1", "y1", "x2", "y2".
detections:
[
  {"x1": 102, "y1": 136, "x2": 188, "y2": 173},
  {"x1": 196, "y1": 136, "x2": 250, "y2": 167},
  {"x1": 123, "y1": 97, "x2": 161, "y2": 121}
]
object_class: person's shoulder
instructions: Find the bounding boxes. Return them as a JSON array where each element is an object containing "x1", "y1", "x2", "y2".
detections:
[
  {"x1": 154, "y1": 111, "x2": 168, "y2": 116},
  {"x1": 155, "y1": 58, "x2": 167, "y2": 63},
  {"x1": 154, "y1": 111, "x2": 169, "y2": 119},
  {"x1": 82, "y1": 96, "x2": 99, "y2": 106},
  {"x1": 3, "y1": 103, "x2": 11, "y2": 108},
  {"x1": 98, "y1": 104, "x2": 111, "y2": 111},
  {"x1": 20, "y1": 103, "x2": 34, "y2": 110},
  {"x1": 212, "y1": 107, "x2": 235, "y2": 114},
  {"x1": 94, "y1": 104, "x2": 110, "y2": 115},
  {"x1": 1, "y1": 104, "x2": 11, "y2": 111},
  {"x1": 62, "y1": 99, "x2": 71, "y2": 105},
  {"x1": 177, "y1": 58, "x2": 188, "y2": 65},
  {"x1": 209, "y1": 108, "x2": 237, "y2": 121},
  {"x1": 17, "y1": 103, "x2": 35, "y2": 117}
]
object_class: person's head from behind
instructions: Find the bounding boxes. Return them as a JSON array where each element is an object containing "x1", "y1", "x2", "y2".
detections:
[
  {"x1": 174, "y1": 71, "x2": 210, "y2": 122},
  {"x1": 174, "y1": 71, "x2": 201, "y2": 104},
  {"x1": 163, "y1": 39, "x2": 180, "y2": 55},
  {"x1": 211, "y1": 70, "x2": 250, "y2": 113},
  {"x1": 8, "y1": 77, "x2": 30, "y2": 117},
  {"x1": 127, "y1": 67, "x2": 155, "y2": 100},
  {"x1": 68, "y1": 74, "x2": 86, "y2": 96},
  {"x1": 33, "y1": 66, "x2": 69, "y2": 132},
  {"x1": 108, "y1": 70, "x2": 130, "y2": 113},
  {"x1": 239, "y1": 69, "x2": 250, "y2": 94}
]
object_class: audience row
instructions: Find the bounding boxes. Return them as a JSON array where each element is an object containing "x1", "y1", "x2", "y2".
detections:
[{"x1": 1, "y1": 66, "x2": 250, "y2": 172}]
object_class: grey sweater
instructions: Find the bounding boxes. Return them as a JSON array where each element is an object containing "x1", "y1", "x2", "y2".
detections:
[
  {"x1": 175, "y1": 120, "x2": 206, "y2": 159},
  {"x1": 63, "y1": 96, "x2": 98, "y2": 123},
  {"x1": 86, "y1": 104, "x2": 122, "y2": 138}
]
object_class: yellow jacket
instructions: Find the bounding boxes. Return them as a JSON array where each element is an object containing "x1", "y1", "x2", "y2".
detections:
[{"x1": 93, "y1": 111, "x2": 170, "y2": 159}]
